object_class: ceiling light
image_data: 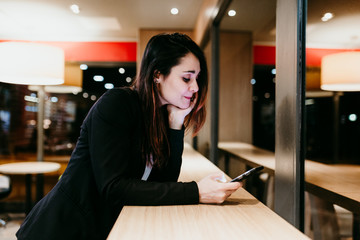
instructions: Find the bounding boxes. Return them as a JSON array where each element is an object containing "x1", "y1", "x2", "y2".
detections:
[
  {"x1": 171, "y1": 8, "x2": 179, "y2": 15},
  {"x1": 321, "y1": 12, "x2": 333, "y2": 22},
  {"x1": 119, "y1": 68, "x2": 125, "y2": 74},
  {"x1": 80, "y1": 64, "x2": 88, "y2": 70},
  {"x1": 93, "y1": 75, "x2": 104, "y2": 82},
  {"x1": 228, "y1": 10, "x2": 236, "y2": 17},
  {"x1": 70, "y1": 4, "x2": 80, "y2": 14}
]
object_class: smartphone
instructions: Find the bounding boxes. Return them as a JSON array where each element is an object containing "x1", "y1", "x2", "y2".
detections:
[{"x1": 229, "y1": 166, "x2": 264, "y2": 182}]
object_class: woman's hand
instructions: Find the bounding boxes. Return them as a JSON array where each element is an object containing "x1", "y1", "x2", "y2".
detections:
[
  {"x1": 167, "y1": 97, "x2": 196, "y2": 130},
  {"x1": 197, "y1": 172, "x2": 242, "y2": 204}
]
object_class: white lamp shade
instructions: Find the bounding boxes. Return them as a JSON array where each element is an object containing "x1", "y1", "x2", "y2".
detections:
[
  {"x1": 29, "y1": 63, "x2": 83, "y2": 94},
  {"x1": 0, "y1": 42, "x2": 64, "y2": 85},
  {"x1": 321, "y1": 52, "x2": 360, "y2": 91}
]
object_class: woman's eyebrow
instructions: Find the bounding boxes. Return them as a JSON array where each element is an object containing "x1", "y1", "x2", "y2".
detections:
[{"x1": 183, "y1": 70, "x2": 196, "y2": 73}]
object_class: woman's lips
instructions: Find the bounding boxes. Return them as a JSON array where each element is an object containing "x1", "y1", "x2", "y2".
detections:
[{"x1": 184, "y1": 96, "x2": 192, "y2": 100}]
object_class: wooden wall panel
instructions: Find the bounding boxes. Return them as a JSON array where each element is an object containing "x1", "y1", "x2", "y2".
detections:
[
  {"x1": 197, "y1": 31, "x2": 253, "y2": 158},
  {"x1": 196, "y1": 40, "x2": 212, "y2": 158},
  {"x1": 219, "y1": 31, "x2": 253, "y2": 143}
]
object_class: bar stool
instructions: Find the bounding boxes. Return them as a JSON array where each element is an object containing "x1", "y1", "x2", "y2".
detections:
[{"x1": 0, "y1": 174, "x2": 11, "y2": 227}]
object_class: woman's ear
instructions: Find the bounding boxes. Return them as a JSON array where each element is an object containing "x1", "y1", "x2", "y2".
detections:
[
  {"x1": 153, "y1": 70, "x2": 162, "y2": 84},
  {"x1": 153, "y1": 70, "x2": 161, "y2": 80}
]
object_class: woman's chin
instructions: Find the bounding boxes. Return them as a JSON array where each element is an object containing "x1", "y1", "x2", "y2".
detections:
[
  {"x1": 170, "y1": 100, "x2": 191, "y2": 109},
  {"x1": 180, "y1": 102, "x2": 191, "y2": 109}
]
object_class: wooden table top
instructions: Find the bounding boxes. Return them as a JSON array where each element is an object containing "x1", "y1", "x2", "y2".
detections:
[
  {"x1": 218, "y1": 141, "x2": 360, "y2": 214},
  {"x1": 107, "y1": 144, "x2": 309, "y2": 240},
  {"x1": 0, "y1": 162, "x2": 61, "y2": 175},
  {"x1": 218, "y1": 142, "x2": 276, "y2": 173}
]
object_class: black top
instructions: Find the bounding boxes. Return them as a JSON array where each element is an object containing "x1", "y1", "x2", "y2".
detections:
[{"x1": 16, "y1": 88, "x2": 199, "y2": 240}]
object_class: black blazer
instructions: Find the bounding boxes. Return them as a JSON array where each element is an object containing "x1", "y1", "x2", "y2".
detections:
[{"x1": 16, "y1": 88, "x2": 199, "y2": 240}]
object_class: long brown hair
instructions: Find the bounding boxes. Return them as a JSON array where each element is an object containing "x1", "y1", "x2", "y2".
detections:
[{"x1": 133, "y1": 33, "x2": 208, "y2": 168}]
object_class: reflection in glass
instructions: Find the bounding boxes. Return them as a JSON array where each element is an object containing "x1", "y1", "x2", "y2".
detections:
[{"x1": 306, "y1": 0, "x2": 360, "y2": 165}]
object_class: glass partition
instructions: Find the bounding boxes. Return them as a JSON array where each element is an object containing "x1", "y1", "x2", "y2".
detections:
[
  {"x1": 216, "y1": 0, "x2": 277, "y2": 207},
  {"x1": 219, "y1": 0, "x2": 276, "y2": 151},
  {"x1": 306, "y1": 0, "x2": 360, "y2": 165},
  {"x1": 306, "y1": 1, "x2": 360, "y2": 239}
]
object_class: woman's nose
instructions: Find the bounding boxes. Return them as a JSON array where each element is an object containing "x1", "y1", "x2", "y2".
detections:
[{"x1": 190, "y1": 79, "x2": 199, "y2": 92}]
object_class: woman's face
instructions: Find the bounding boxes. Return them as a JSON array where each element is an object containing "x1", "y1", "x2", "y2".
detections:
[{"x1": 157, "y1": 53, "x2": 200, "y2": 109}]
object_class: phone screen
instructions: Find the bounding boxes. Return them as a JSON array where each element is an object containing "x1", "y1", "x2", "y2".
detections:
[{"x1": 229, "y1": 166, "x2": 264, "y2": 182}]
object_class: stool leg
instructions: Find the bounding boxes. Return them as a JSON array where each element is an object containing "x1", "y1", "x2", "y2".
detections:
[
  {"x1": 224, "y1": 154, "x2": 230, "y2": 175},
  {"x1": 354, "y1": 213, "x2": 359, "y2": 240},
  {"x1": 36, "y1": 173, "x2": 44, "y2": 202},
  {"x1": 25, "y1": 174, "x2": 32, "y2": 214},
  {"x1": 264, "y1": 175, "x2": 274, "y2": 210},
  {"x1": 309, "y1": 193, "x2": 340, "y2": 240}
]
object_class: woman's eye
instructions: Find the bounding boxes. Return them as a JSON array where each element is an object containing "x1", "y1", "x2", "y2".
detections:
[{"x1": 183, "y1": 77, "x2": 190, "y2": 82}]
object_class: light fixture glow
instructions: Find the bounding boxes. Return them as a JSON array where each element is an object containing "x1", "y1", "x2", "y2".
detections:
[
  {"x1": 80, "y1": 64, "x2": 88, "y2": 70},
  {"x1": 349, "y1": 114, "x2": 357, "y2": 122},
  {"x1": 104, "y1": 83, "x2": 114, "y2": 89},
  {"x1": 70, "y1": 4, "x2": 80, "y2": 14},
  {"x1": 24, "y1": 95, "x2": 39, "y2": 103},
  {"x1": 28, "y1": 63, "x2": 83, "y2": 94},
  {"x1": 321, "y1": 12, "x2": 333, "y2": 22},
  {"x1": 119, "y1": 68, "x2": 125, "y2": 74},
  {"x1": 171, "y1": 8, "x2": 179, "y2": 15},
  {"x1": 93, "y1": 75, "x2": 104, "y2": 82},
  {"x1": 250, "y1": 79, "x2": 256, "y2": 85},
  {"x1": 0, "y1": 42, "x2": 64, "y2": 85},
  {"x1": 305, "y1": 99, "x2": 315, "y2": 105},
  {"x1": 126, "y1": 77, "x2": 132, "y2": 83},
  {"x1": 228, "y1": 10, "x2": 236, "y2": 17},
  {"x1": 28, "y1": 120, "x2": 37, "y2": 126},
  {"x1": 25, "y1": 106, "x2": 37, "y2": 112},
  {"x1": 321, "y1": 52, "x2": 360, "y2": 91}
]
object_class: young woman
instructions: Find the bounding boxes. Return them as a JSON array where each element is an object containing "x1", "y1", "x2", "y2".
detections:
[{"x1": 16, "y1": 33, "x2": 241, "y2": 240}]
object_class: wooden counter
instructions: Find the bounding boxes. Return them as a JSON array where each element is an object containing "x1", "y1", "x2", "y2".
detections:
[
  {"x1": 107, "y1": 144, "x2": 309, "y2": 240},
  {"x1": 218, "y1": 141, "x2": 360, "y2": 214},
  {"x1": 218, "y1": 141, "x2": 360, "y2": 239}
]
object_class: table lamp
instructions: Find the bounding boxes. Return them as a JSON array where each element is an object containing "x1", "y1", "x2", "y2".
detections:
[
  {"x1": 0, "y1": 42, "x2": 65, "y2": 162},
  {"x1": 321, "y1": 52, "x2": 360, "y2": 91}
]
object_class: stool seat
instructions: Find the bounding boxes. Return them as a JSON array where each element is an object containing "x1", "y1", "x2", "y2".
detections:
[{"x1": 0, "y1": 174, "x2": 11, "y2": 227}]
